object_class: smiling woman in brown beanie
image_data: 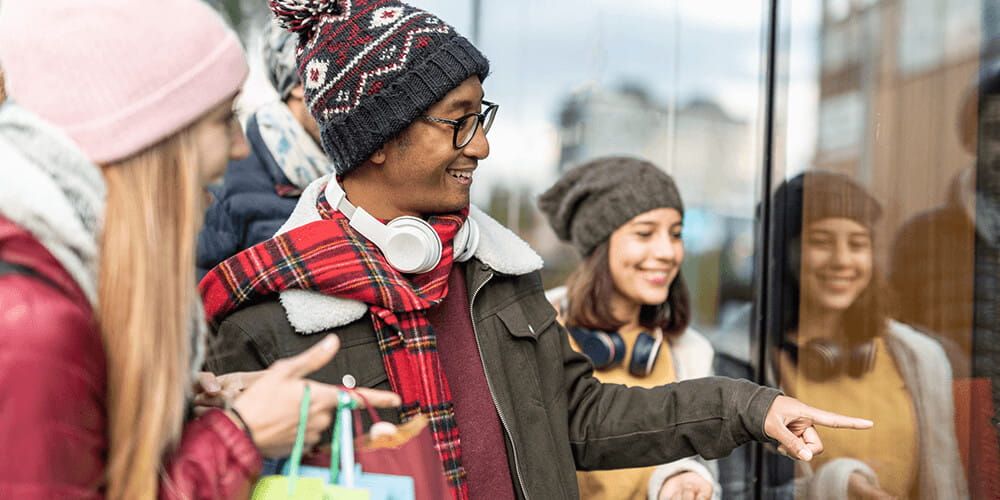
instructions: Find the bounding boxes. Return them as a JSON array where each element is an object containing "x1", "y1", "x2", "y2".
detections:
[{"x1": 540, "y1": 157, "x2": 720, "y2": 500}]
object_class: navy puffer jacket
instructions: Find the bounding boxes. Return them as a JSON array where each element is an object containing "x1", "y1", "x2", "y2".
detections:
[{"x1": 197, "y1": 113, "x2": 300, "y2": 277}]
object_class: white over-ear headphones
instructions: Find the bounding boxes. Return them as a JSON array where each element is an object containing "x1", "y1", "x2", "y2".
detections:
[{"x1": 324, "y1": 180, "x2": 480, "y2": 274}]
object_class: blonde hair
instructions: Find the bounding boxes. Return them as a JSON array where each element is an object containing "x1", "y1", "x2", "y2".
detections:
[{"x1": 98, "y1": 128, "x2": 201, "y2": 500}]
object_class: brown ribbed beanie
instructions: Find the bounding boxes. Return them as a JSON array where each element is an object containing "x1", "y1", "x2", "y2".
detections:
[
  {"x1": 773, "y1": 171, "x2": 882, "y2": 239},
  {"x1": 538, "y1": 156, "x2": 684, "y2": 256}
]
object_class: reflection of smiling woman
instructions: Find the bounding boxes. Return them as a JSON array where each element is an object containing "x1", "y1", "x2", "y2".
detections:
[
  {"x1": 773, "y1": 172, "x2": 966, "y2": 499},
  {"x1": 539, "y1": 157, "x2": 720, "y2": 500}
]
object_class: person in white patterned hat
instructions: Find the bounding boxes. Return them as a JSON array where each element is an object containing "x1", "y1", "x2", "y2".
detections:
[{"x1": 197, "y1": 18, "x2": 333, "y2": 277}]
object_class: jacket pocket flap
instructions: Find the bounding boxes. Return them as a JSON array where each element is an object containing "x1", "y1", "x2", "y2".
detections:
[{"x1": 497, "y1": 301, "x2": 556, "y2": 339}]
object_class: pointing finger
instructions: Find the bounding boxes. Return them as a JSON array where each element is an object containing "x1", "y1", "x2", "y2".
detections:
[
  {"x1": 801, "y1": 405, "x2": 873, "y2": 430},
  {"x1": 309, "y1": 383, "x2": 402, "y2": 410}
]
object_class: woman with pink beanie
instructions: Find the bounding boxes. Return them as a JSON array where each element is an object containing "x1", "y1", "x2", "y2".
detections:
[{"x1": 0, "y1": 0, "x2": 399, "y2": 498}]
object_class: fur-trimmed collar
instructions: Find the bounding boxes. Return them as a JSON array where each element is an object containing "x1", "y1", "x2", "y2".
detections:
[{"x1": 274, "y1": 175, "x2": 544, "y2": 334}]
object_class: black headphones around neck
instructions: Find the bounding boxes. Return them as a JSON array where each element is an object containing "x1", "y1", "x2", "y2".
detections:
[
  {"x1": 568, "y1": 326, "x2": 664, "y2": 377},
  {"x1": 779, "y1": 338, "x2": 876, "y2": 382}
]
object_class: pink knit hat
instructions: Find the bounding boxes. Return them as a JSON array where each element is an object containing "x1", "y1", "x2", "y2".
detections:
[{"x1": 0, "y1": 0, "x2": 249, "y2": 164}]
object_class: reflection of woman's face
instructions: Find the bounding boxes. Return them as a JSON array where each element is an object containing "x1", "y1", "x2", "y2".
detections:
[
  {"x1": 607, "y1": 207, "x2": 684, "y2": 307},
  {"x1": 800, "y1": 217, "x2": 873, "y2": 313}
]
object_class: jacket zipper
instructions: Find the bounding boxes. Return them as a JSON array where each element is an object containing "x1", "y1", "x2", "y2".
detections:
[{"x1": 468, "y1": 271, "x2": 530, "y2": 500}]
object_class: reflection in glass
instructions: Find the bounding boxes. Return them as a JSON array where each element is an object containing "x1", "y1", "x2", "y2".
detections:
[
  {"x1": 764, "y1": 0, "x2": 998, "y2": 496},
  {"x1": 770, "y1": 172, "x2": 966, "y2": 498},
  {"x1": 890, "y1": 62, "x2": 1000, "y2": 499}
]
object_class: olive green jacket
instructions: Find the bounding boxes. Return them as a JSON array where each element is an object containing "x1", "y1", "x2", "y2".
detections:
[{"x1": 205, "y1": 206, "x2": 780, "y2": 499}]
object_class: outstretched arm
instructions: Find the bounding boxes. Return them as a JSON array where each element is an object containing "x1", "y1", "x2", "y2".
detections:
[{"x1": 559, "y1": 323, "x2": 872, "y2": 470}]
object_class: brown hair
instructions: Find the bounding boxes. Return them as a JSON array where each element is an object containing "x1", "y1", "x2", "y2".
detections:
[
  {"x1": 98, "y1": 128, "x2": 201, "y2": 499},
  {"x1": 563, "y1": 241, "x2": 690, "y2": 336}
]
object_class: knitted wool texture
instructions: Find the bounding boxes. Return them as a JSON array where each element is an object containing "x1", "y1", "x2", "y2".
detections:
[
  {"x1": 0, "y1": 0, "x2": 247, "y2": 164},
  {"x1": 775, "y1": 171, "x2": 883, "y2": 238},
  {"x1": 538, "y1": 156, "x2": 685, "y2": 256},
  {"x1": 269, "y1": 0, "x2": 490, "y2": 175}
]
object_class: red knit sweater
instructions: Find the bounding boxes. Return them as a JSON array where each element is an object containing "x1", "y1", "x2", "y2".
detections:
[{"x1": 428, "y1": 266, "x2": 516, "y2": 500}]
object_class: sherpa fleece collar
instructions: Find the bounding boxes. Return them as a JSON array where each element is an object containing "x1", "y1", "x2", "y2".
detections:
[{"x1": 274, "y1": 175, "x2": 544, "y2": 334}]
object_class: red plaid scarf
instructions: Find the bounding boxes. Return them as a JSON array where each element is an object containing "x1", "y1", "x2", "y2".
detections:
[{"x1": 200, "y1": 181, "x2": 469, "y2": 499}]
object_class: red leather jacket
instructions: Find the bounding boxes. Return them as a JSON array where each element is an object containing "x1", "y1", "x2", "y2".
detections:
[{"x1": 0, "y1": 217, "x2": 261, "y2": 499}]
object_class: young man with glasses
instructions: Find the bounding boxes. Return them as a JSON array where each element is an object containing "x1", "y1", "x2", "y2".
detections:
[{"x1": 200, "y1": 2, "x2": 872, "y2": 499}]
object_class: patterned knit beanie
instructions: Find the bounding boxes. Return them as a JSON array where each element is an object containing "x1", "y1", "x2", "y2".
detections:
[
  {"x1": 538, "y1": 156, "x2": 685, "y2": 256},
  {"x1": 0, "y1": 0, "x2": 248, "y2": 164},
  {"x1": 269, "y1": 0, "x2": 490, "y2": 175},
  {"x1": 262, "y1": 18, "x2": 301, "y2": 100}
]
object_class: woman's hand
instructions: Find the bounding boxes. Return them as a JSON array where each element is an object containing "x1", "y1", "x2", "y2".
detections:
[
  {"x1": 193, "y1": 370, "x2": 265, "y2": 414},
  {"x1": 847, "y1": 473, "x2": 896, "y2": 500},
  {"x1": 226, "y1": 335, "x2": 402, "y2": 458},
  {"x1": 657, "y1": 471, "x2": 713, "y2": 500}
]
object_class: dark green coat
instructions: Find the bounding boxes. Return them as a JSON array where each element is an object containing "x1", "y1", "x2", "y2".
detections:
[{"x1": 206, "y1": 209, "x2": 780, "y2": 499}]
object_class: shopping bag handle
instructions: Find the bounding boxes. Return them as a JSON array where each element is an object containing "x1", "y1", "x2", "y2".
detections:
[
  {"x1": 326, "y1": 387, "x2": 392, "y2": 486},
  {"x1": 345, "y1": 388, "x2": 383, "y2": 437},
  {"x1": 284, "y1": 383, "x2": 312, "y2": 496},
  {"x1": 329, "y1": 390, "x2": 358, "y2": 485}
]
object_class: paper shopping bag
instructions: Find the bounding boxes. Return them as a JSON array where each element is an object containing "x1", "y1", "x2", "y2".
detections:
[{"x1": 250, "y1": 385, "x2": 371, "y2": 500}]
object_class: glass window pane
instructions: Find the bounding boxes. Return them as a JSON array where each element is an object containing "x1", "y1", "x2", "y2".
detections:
[
  {"x1": 471, "y1": 0, "x2": 770, "y2": 349},
  {"x1": 768, "y1": 0, "x2": 999, "y2": 497},
  {"x1": 474, "y1": 2, "x2": 771, "y2": 496}
]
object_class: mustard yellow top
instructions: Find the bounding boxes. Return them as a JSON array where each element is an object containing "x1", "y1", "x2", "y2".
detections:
[
  {"x1": 568, "y1": 329, "x2": 677, "y2": 500},
  {"x1": 788, "y1": 337, "x2": 919, "y2": 498}
]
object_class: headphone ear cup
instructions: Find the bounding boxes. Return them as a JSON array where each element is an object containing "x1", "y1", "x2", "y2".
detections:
[
  {"x1": 383, "y1": 216, "x2": 442, "y2": 274},
  {"x1": 798, "y1": 338, "x2": 844, "y2": 381},
  {"x1": 607, "y1": 331, "x2": 626, "y2": 367},
  {"x1": 628, "y1": 331, "x2": 662, "y2": 377},
  {"x1": 847, "y1": 340, "x2": 877, "y2": 378},
  {"x1": 453, "y1": 218, "x2": 480, "y2": 263},
  {"x1": 569, "y1": 327, "x2": 624, "y2": 369}
]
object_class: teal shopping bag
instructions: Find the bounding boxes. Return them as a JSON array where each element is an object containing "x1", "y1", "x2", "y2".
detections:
[
  {"x1": 278, "y1": 390, "x2": 416, "y2": 500},
  {"x1": 251, "y1": 385, "x2": 371, "y2": 500},
  {"x1": 293, "y1": 463, "x2": 414, "y2": 500}
]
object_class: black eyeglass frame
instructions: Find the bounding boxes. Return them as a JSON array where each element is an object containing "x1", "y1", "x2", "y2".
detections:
[{"x1": 422, "y1": 100, "x2": 498, "y2": 149}]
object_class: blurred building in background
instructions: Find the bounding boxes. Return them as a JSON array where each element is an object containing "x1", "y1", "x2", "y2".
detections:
[
  {"x1": 557, "y1": 86, "x2": 755, "y2": 215},
  {"x1": 814, "y1": 0, "x2": 984, "y2": 234}
]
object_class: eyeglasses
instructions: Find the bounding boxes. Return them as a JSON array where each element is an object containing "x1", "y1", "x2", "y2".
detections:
[{"x1": 422, "y1": 100, "x2": 498, "y2": 149}]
